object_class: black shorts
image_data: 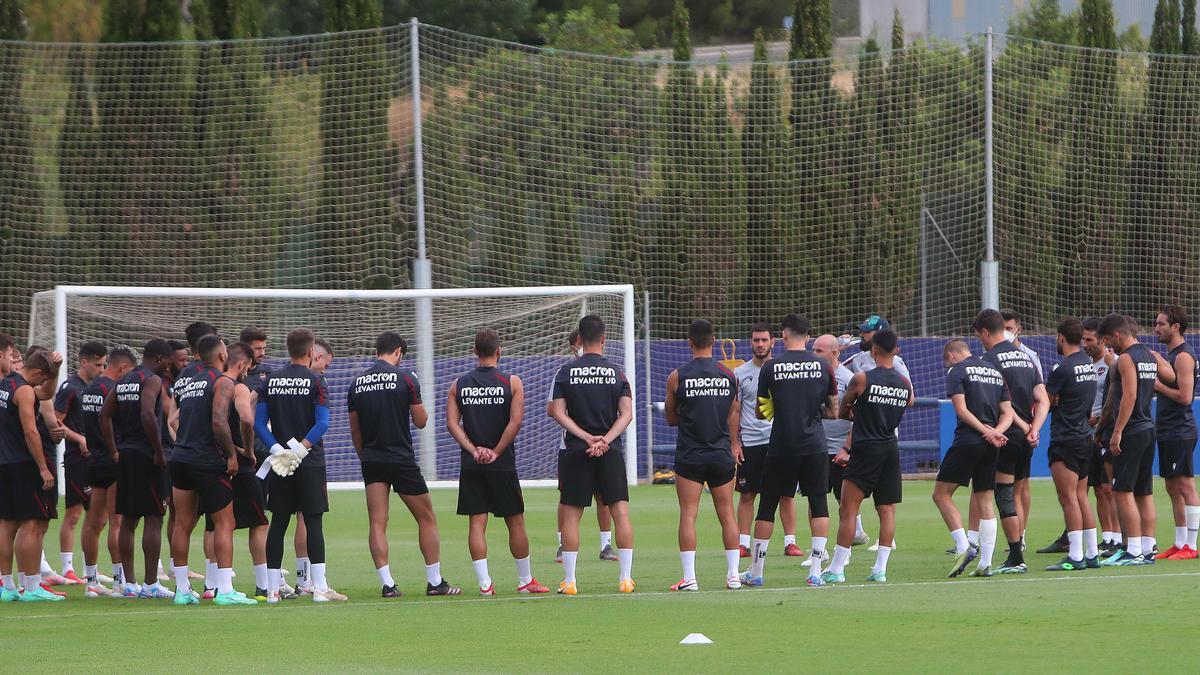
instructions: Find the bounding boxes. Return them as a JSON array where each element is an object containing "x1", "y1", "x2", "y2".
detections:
[
  {"x1": 937, "y1": 443, "x2": 998, "y2": 493},
  {"x1": 827, "y1": 455, "x2": 845, "y2": 500},
  {"x1": 1087, "y1": 444, "x2": 1110, "y2": 488},
  {"x1": 1158, "y1": 437, "x2": 1196, "y2": 479},
  {"x1": 268, "y1": 463, "x2": 328, "y2": 515},
  {"x1": 169, "y1": 462, "x2": 234, "y2": 515},
  {"x1": 559, "y1": 448, "x2": 628, "y2": 508},
  {"x1": 206, "y1": 473, "x2": 268, "y2": 531},
  {"x1": 362, "y1": 461, "x2": 429, "y2": 496},
  {"x1": 674, "y1": 460, "x2": 735, "y2": 488},
  {"x1": 88, "y1": 462, "x2": 119, "y2": 489},
  {"x1": 1048, "y1": 439, "x2": 1093, "y2": 479},
  {"x1": 735, "y1": 444, "x2": 769, "y2": 494},
  {"x1": 0, "y1": 463, "x2": 58, "y2": 521},
  {"x1": 843, "y1": 441, "x2": 902, "y2": 506},
  {"x1": 457, "y1": 470, "x2": 524, "y2": 517},
  {"x1": 116, "y1": 454, "x2": 168, "y2": 518},
  {"x1": 761, "y1": 453, "x2": 827, "y2": 499},
  {"x1": 64, "y1": 463, "x2": 91, "y2": 510},
  {"x1": 996, "y1": 431, "x2": 1033, "y2": 480},
  {"x1": 1112, "y1": 428, "x2": 1155, "y2": 496}
]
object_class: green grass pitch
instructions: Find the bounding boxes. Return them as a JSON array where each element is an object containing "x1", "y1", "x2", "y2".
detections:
[{"x1": 8, "y1": 480, "x2": 1196, "y2": 673}]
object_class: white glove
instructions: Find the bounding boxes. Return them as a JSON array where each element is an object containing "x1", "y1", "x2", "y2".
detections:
[
  {"x1": 287, "y1": 437, "x2": 310, "y2": 462},
  {"x1": 269, "y1": 443, "x2": 288, "y2": 456},
  {"x1": 269, "y1": 452, "x2": 293, "y2": 477}
]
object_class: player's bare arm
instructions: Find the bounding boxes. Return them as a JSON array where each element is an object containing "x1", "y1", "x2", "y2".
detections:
[
  {"x1": 446, "y1": 379, "x2": 483, "y2": 462},
  {"x1": 99, "y1": 387, "x2": 120, "y2": 464},
  {"x1": 1154, "y1": 351, "x2": 1192, "y2": 402},
  {"x1": 140, "y1": 374, "x2": 166, "y2": 466},
  {"x1": 212, "y1": 376, "x2": 239, "y2": 475},
  {"x1": 1110, "y1": 353, "x2": 1137, "y2": 455},
  {"x1": 727, "y1": 395, "x2": 743, "y2": 464},
  {"x1": 839, "y1": 372, "x2": 867, "y2": 420},
  {"x1": 664, "y1": 370, "x2": 680, "y2": 427},
  {"x1": 233, "y1": 382, "x2": 256, "y2": 459},
  {"x1": 17, "y1": 384, "x2": 53, "y2": 489},
  {"x1": 487, "y1": 374, "x2": 524, "y2": 462}
]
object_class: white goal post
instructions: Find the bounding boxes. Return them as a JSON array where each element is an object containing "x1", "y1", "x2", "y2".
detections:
[{"x1": 32, "y1": 284, "x2": 638, "y2": 491}]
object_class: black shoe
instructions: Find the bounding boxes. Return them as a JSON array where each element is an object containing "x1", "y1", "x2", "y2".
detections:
[
  {"x1": 382, "y1": 584, "x2": 401, "y2": 598},
  {"x1": 426, "y1": 579, "x2": 462, "y2": 596},
  {"x1": 1036, "y1": 530, "x2": 1069, "y2": 554}
]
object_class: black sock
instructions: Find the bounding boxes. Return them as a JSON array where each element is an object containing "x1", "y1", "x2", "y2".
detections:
[{"x1": 1007, "y1": 541, "x2": 1024, "y2": 564}]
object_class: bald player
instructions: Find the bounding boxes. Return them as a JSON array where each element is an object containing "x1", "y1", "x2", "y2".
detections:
[{"x1": 813, "y1": 334, "x2": 870, "y2": 550}]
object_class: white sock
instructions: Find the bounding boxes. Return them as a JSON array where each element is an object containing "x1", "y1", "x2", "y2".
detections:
[
  {"x1": 39, "y1": 552, "x2": 53, "y2": 575},
  {"x1": 1127, "y1": 536, "x2": 1143, "y2": 556},
  {"x1": 556, "y1": 531, "x2": 562, "y2": 546},
  {"x1": 873, "y1": 543, "x2": 893, "y2": 573},
  {"x1": 951, "y1": 528, "x2": 969, "y2": 554},
  {"x1": 725, "y1": 549, "x2": 740, "y2": 578},
  {"x1": 738, "y1": 534, "x2": 751, "y2": 548},
  {"x1": 967, "y1": 529, "x2": 979, "y2": 547},
  {"x1": 1084, "y1": 528, "x2": 1099, "y2": 558},
  {"x1": 617, "y1": 548, "x2": 633, "y2": 580},
  {"x1": 679, "y1": 550, "x2": 696, "y2": 581},
  {"x1": 473, "y1": 558, "x2": 492, "y2": 590},
  {"x1": 1186, "y1": 505, "x2": 1200, "y2": 548},
  {"x1": 2, "y1": 574, "x2": 12, "y2": 589},
  {"x1": 60, "y1": 552, "x2": 74, "y2": 574},
  {"x1": 113, "y1": 566, "x2": 125, "y2": 586},
  {"x1": 855, "y1": 515, "x2": 866, "y2": 537},
  {"x1": 599, "y1": 531, "x2": 612, "y2": 550},
  {"x1": 1175, "y1": 526, "x2": 1188, "y2": 549},
  {"x1": 1141, "y1": 536, "x2": 1156, "y2": 554},
  {"x1": 268, "y1": 568, "x2": 282, "y2": 592},
  {"x1": 828, "y1": 545, "x2": 851, "y2": 575},
  {"x1": 515, "y1": 556, "x2": 532, "y2": 586},
  {"x1": 217, "y1": 568, "x2": 233, "y2": 595},
  {"x1": 425, "y1": 562, "x2": 442, "y2": 587},
  {"x1": 783, "y1": 534, "x2": 796, "y2": 547},
  {"x1": 375, "y1": 564, "x2": 394, "y2": 588},
  {"x1": 254, "y1": 564, "x2": 269, "y2": 590},
  {"x1": 24, "y1": 573, "x2": 39, "y2": 592},
  {"x1": 1067, "y1": 530, "x2": 1083, "y2": 561},
  {"x1": 205, "y1": 560, "x2": 218, "y2": 589},
  {"x1": 562, "y1": 551, "x2": 578, "y2": 584},
  {"x1": 811, "y1": 536, "x2": 828, "y2": 559},
  {"x1": 1102, "y1": 530, "x2": 1113, "y2": 544},
  {"x1": 1113, "y1": 532, "x2": 1123, "y2": 544},
  {"x1": 85, "y1": 564, "x2": 98, "y2": 581},
  {"x1": 750, "y1": 538, "x2": 769, "y2": 577},
  {"x1": 978, "y1": 519, "x2": 998, "y2": 569},
  {"x1": 296, "y1": 556, "x2": 310, "y2": 583},
  {"x1": 173, "y1": 566, "x2": 191, "y2": 594},
  {"x1": 310, "y1": 563, "x2": 328, "y2": 591},
  {"x1": 157, "y1": 559, "x2": 166, "y2": 576}
]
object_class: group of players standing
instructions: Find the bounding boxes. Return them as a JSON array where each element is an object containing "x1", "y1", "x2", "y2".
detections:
[{"x1": 0, "y1": 302, "x2": 1193, "y2": 604}]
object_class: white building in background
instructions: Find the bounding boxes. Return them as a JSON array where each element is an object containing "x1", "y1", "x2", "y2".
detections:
[{"x1": 861, "y1": 0, "x2": 1169, "y2": 43}]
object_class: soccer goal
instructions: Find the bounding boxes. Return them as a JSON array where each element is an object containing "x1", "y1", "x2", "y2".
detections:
[{"x1": 29, "y1": 284, "x2": 638, "y2": 490}]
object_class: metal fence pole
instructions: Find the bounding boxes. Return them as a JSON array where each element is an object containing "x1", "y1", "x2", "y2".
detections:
[{"x1": 981, "y1": 27, "x2": 1000, "y2": 311}]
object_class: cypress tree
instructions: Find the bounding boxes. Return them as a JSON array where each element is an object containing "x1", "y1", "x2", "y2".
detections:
[
  {"x1": 0, "y1": 0, "x2": 47, "y2": 336},
  {"x1": 847, "y1": 37, "x2": 884, "y2": 322},
  {"x1": 320, "y1": 0, "x2": 400, "y2": 289},
  {"x1": 58, "y1": 45, "x2": 100, "y2": 285},
  {"x1": 650, "y1": 0, "x2": 699, "y2": 336},
  {"x1": 1059, "y1": 0, "x2": 1122, "y2": 317},
  {"x1": 741, "y1": 29, "x2": 792, "y2": 328},
  {"x1": 790, "y1": 0, "x2": 840, "y2": 330},
  {"x1": 1125, "y1": 0, "x2": 1191, "y2": 313}
]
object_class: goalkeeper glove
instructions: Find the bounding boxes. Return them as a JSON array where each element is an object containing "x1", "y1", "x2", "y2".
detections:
[
  {"x1": 757, "y1": 395, "x2": 775, "y2": 421},
  {"x1": 287, "y1": 437, "x2": 310, "y2": 462},
  {"x1": 269, "y1": 452, "x2": 294, "y2": 477},
  {"x1": 269, "y1": 443, "x2": 287, "y2": 456}
]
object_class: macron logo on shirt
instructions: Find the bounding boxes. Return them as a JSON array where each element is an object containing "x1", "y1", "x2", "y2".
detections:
[
  {"x1": 773, "y1": 360, "x2": 823, "y2": 380},
  {"x1": 570, "y1": 366, "x2": 616, "y2": 385},
  {"x1": 683, "y1": 377, "x2": 731, "y2": 397},
  {"x1": 460, "y1": 386, "x2": 505, "y2": 405},
  {"x1": 355, "y1": 372, "x2": 398, "y2": 393},
  {"x1": 269, "y1": 377, "x2": 312, "y2": 396}
]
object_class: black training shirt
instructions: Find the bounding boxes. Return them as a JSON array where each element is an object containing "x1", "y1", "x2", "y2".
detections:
[
  {"x1": 263, "y1": 363, "x2": 328, "y2": 466},
  {"x1": 982, "y1": 341, "x2": 1043, "y2": 424},
  {"x1": 113, "y1": 366, "x2": 163, "y2": 459},
  {"x1": 54, "y1": 374, "x2": 87, "y2": 466},
  {"x1": 82, "y1": 375, "x2": 115, "y2": 467},
  {"x1": 552, "y1": 353, "x2": 631, "y2": 454},
  {"x1": 851, "y1": 367, "x2": 912, "y2": 445},
  {"x1": 348, "y1": 359, "x2": 421, "y2": 466},
  {"x1": 1157, "y1": 343, "x2": 1198, "y2": 440},
  {"x1": 1109, "y1": 343, "x2": 1157, "y2": 435},
  {"x1": 673, "y1": 357, "x2": 737, "y2": 465},
  {"x1": 170, "y1": 364, "x2": 225, "y2": 469},
  {"x1": 1045, "y1": 350, "x2": 1097, "y2": 444},
  {"x1": 756, "y1": 349, "x2": 835, "y2": 457},
  {"x1": 945, "y1": 355, "x2": 1010, "y2": 447},
  {"x1": 455, "y1": 366, "x2": 517, "y2": 472}
]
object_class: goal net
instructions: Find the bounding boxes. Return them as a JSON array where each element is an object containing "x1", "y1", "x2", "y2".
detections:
[{"x1": 30, "y1": 285, "x2": 637, "y2": 488}]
